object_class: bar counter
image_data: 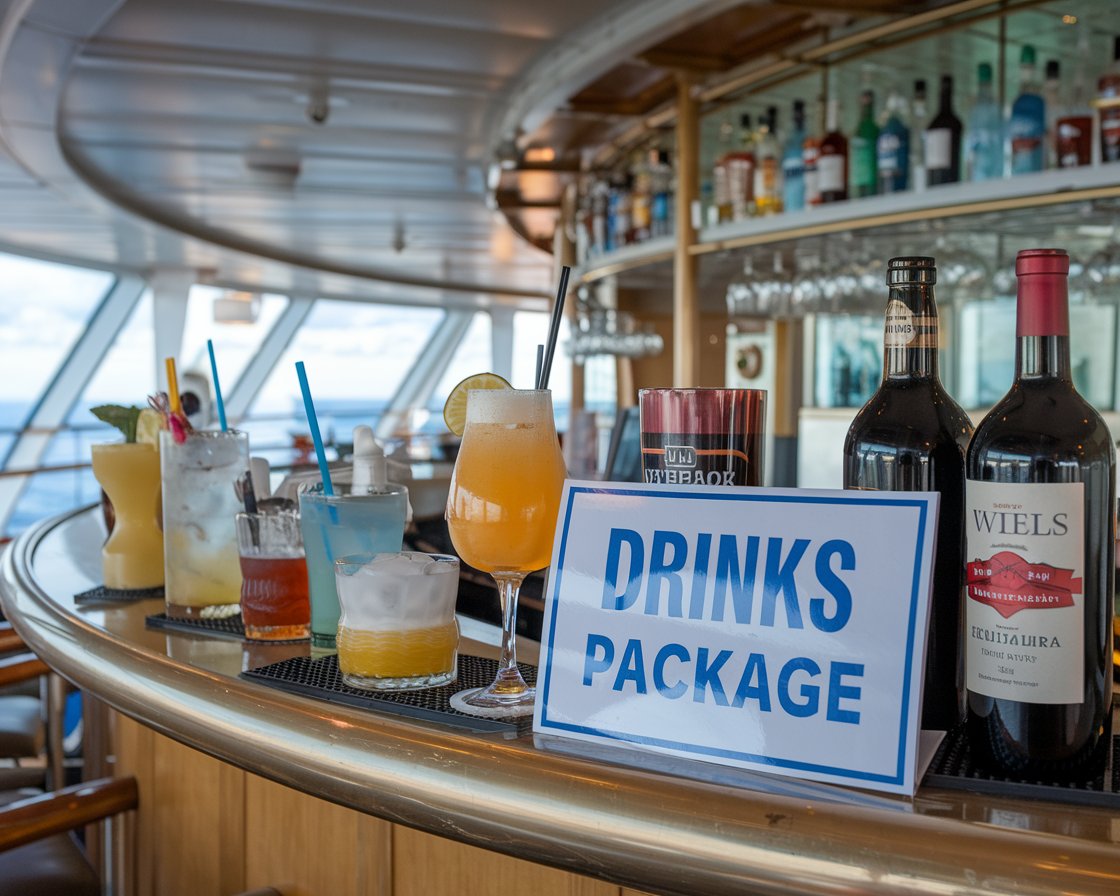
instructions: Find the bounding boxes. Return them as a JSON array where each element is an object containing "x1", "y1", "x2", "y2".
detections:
[{"x1": 3, "y1": 506, "x2": 1120, "y2": 896}]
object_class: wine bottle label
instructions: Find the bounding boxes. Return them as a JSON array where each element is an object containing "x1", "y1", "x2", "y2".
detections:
[
  {"x1": 924, "y1": 128, "x2": 952, "y2": 170},
  {"x1": 964, "y1": 480, "x2": 1085, "y2": 704},
  {"x1": 817, "y1": 154, "x2": 844, "y2": 191},
  {"x1": 884, "y1": 301, "x2": 937, "y2": 348}
]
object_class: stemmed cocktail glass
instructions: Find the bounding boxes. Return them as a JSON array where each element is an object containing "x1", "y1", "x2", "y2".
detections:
[{"x1": 446, "y1": 388, "x2": 566, "y2": 717}]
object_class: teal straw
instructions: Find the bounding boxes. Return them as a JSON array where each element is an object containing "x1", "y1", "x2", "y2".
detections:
[
  {"x1": 207, "y1": 339, "x2": 228, "y2": 431},
  {"x1": 295, "y1": 361, "x2": 334, "y2": 496}
]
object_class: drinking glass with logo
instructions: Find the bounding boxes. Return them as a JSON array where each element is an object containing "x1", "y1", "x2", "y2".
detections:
[
  {"x1": 445, "y1": 388, "x2": 566, "y2": 716},
  {"x1": 639, "y1": 388, "x2": 766, "y2": 487}
]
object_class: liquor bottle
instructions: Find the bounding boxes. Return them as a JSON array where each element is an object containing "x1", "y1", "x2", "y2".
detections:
[
  {"x1": 818, "y1": 99, "x2": 848, "y2": 203},
  {"x1": 725, "y1": 113, "x2": 756, "y2": 220},
  {"x1": 1043, "y1": 60, "x2": 1061, "y2": 169},
  {"x1": 876, "y1": 88, "x2": 910, "y2": 194},
  {"x1": 843, "y1": 257, "x2": 973, "y2": 732},
  {"x1": 629, "y1": 152, "x2": 652, "y2": 243},
  {"x1": 966, "y1": 62, "x2": 1003, "y2": 181},
  {"x1": 911, "y1": 79, "x2": 929, "y2": 191},
  {"x1": 590, "y1": 178, "x2": 608, "y2": 257},
  {"x1": 803, "y1": 98, "x2": 823, "y2": 206},
  {"x1": 782, "y1": 99, "x2": 808, "y2": 212},
  {"x1": 754, "y1": 106, "x2": 783, "y2": 215},
  {"x1": 1057, "y1": 61, "x2": 1093, "y2": 169},
  {"x1": 965, "y1": 248, "x2": 1115, "y2": 781},
  {"x1": 650, "y1": 150, "x2": 673, "y2": 238},
  {"x1": 713, "y1": 119, "x2": 734, "y2": 223},
  {"x1": 850, "y1": 89, "x2": 879, "y2": 198},
  {"x1": 1097, "y1": 35, "x2": 1120, "y2": 164},
  {"x1": 925, "y1": 75, "x2": 962, "y2": 186},
  {"x1": 1008, "y1": 45, "x2": 1046, "y2": 174}
]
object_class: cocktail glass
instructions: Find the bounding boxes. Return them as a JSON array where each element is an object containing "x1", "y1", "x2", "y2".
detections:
[
  {"x1": 446, "y1": 388, "x2": 566, "y2": 716},
  {"x1": 334, "y1": 552, "x2": 459, "y2": 690},
  {"x1": 160, "y1": 429, "x2": 248, "y2": 619},
  {"x1": 298, "y1": 479, "x2": 409, "y2": 649},
  {"x1": 90, "y1": 442, "x2": 164, "y2": 590},
  {"x1": 236, "y1": 508, "x2": 310, "y2": 641}
]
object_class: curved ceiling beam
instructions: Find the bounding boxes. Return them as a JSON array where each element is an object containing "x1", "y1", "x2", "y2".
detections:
[
  {"x1": 488, "y1": 0, "x2": 755, "y2": 153},
  {"x1": 0, "y1": 0, "x2": 554, "y2": 300}
]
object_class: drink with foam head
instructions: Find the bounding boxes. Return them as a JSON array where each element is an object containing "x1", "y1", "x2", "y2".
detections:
[
  {"x1": 335, "y1": 552, "x2": 459, "y2": 690},
  {"x1": 446, "y1": 388, "x2": 566, "y2": 716}
]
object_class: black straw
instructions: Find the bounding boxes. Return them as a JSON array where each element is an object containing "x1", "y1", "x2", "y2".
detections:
[
  {"x1": 537, "y1": 265, "x2": 570, "y2": 389},
  {"x1": 534, "y1": 343, "x2": 544, "y2": 389}
]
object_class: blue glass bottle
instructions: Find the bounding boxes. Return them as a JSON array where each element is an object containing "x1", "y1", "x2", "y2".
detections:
[
  {"x1": 876, "y1": 89, "x2": 910, "y2": 193},
  {"x1": 1008, "y1": 45, "x2": 1046, "y2": 174},
  {"x1": 782, "y1": 99, "x2": 807, "y2": 211},
  {"x1": 967, "y1": 63, "x2": 1003, "y2": 181}
]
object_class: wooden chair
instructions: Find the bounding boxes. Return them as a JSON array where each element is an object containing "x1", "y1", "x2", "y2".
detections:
[
  {"x1": 0, "y1": 777, "x2": 138, "y2": 895},
  {"x1": 0, "y1": 621, "x2": 50, "y2": 791}
]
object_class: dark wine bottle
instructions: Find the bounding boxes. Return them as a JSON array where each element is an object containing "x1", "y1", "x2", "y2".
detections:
[
  {"x1": 843, "y1": 257, "x2": 973, "y2": 731},
  {"x1": 818, "y1": 99, "x2": 848, "y2": 203},
  {"x1": 925, "y1": 75, "x2": 962, "y2": 185},
  {"x1": 965, "y1": 248, "x2": 1115, "y2": 781}
]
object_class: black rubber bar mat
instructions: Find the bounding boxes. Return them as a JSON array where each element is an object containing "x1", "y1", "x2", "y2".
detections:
[
  {"x1": 76, "y1": 584, "x2": 164, "y2": 605},
  {"x1": 923, "y1": 722, "x2": 1119, "y2": 809},
  {"x1": 145, "y1": 611, "x2": 246, "y2": 640},
  {"x1": 240, "y1": 653, "x2": 536, "y2": 734}
]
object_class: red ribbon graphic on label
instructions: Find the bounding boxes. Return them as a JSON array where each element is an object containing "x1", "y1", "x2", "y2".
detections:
[{"x1": 966, "y1": 550, "x2": 1081, "y2": 619}]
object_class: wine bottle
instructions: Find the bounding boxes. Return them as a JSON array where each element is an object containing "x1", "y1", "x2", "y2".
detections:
[
  {"x1": 925, "y1": 75, "x2": 962, "y2": 186},
  {"x1": 965, "y1": 248, "x2": 1115, "y2": 781},
  {"x1": 843, "y1": 257, "x2": 973, "y2": 732},
  {"x1": 818, "y1": 99, "x2": 848, "y2": 203}
]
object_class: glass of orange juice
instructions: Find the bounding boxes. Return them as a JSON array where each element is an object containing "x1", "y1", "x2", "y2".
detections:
[
  {"x1": 445, "y1": 388, "x2": 566, "y2": 716},
  {"x1": 334, "y1": 552, "x2": 459, "y2": 690},
  {"x1": 91, "y1": 441, "x2": 164, "y2": 590}
]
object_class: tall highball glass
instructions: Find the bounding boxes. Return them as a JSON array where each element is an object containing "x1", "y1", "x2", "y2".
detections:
[{"x1": 446, "y1": 389, "x2": 566, "y2": 716}]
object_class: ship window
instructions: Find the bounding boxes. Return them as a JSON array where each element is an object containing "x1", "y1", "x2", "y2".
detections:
[
  {"x1": 0, "y1": 254, "x2": 112, "y2": 430},
  {"x1": 243, "y1": 300, "x2": 442, "y2": 465},
  {"x1": 180, "y1": 286, "x2": 289, "y2": 389}
]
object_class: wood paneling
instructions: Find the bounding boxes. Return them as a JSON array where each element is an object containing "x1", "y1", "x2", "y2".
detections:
[
  {"x1": 393, "y1": 825, "x2": 618, "y2": 896},
  {"x1": 244, "y1": 774, "x2": 391, "y2": 896},
  {"x1": 112, "y1": 712, "x2": 623, "y2": 896}
]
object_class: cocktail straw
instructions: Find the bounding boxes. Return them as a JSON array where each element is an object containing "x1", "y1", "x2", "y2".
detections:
[
  {"x1": 295, "y1": 361, "x2": 334, "y2": 496},
  {"x1": 207, "y1": 339, "x2": 228, "y2": 432},
  {"x1": 165, "y1": 357, "x2": 181, "y2": 415},
  {"x1": 537, "y1": 265, "x2": 570, "y2": 390},
  {"x1": 534, "y1": 343, "x2": 544, "y2": 390}
]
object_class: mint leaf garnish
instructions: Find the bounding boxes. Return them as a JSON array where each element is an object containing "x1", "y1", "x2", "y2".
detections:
[{"x1": 91, "y1": 405, "x2": 142, "y2": 443}]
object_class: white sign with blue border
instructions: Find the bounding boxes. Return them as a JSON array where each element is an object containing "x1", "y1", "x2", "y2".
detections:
[{"x1": 532, "y1": 481, "x2": 940, "y2": 796}]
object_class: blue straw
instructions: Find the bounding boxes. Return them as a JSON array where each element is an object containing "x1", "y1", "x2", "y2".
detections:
[
  {"x1": 295, "y1": 361, "x2": 334, "y2": 496},
  {"x1": 207, "y1": 340, "x2": 228, "y2": 432}
]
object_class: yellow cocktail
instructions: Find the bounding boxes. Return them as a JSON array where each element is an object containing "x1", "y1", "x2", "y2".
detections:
[
  {"x1": 446, "y1": 388, "x2": 566, "y2": 715},
  {"x1": 337, "y1": 624, "x2": 458, "y2": 679},
  {"x1": 90, "y1": 442, "x2": 164, "y2": 590}
]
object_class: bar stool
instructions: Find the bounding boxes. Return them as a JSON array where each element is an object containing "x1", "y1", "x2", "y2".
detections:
[
  {"x1": 0, "y1": 622, "x2": 49, "y2": 790},
  {"x1": 0, "y1": 777, "x2": 138, "y2": 895}
]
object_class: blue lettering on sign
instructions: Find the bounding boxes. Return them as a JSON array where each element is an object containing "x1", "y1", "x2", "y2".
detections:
[
  {"x1": 614, "y1": 639, "x2": 647, "y2": 694},
  {"x1": 583, "y1": 633, "x2": 615, "y2": 685},
  {"x1": 652, "y1": 643, "x2": 690, "y2": 699},
  {"x1": 579, "y1": 633, "x2": 864, "y2": 724},
  {"x1": 646, "y1": 530, "x2": 688, "y2": 617},
  {"x1": 600, "y1": 528, "x2": 856, "y2": 634},
  {"x1": 601, "y1": 528, "x2": 643, "y2": 610}
]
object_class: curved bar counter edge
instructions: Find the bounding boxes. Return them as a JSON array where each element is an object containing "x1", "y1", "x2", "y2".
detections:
[{"x1": 2, "y1": 507, "x2": 1119, "y2": 896}]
